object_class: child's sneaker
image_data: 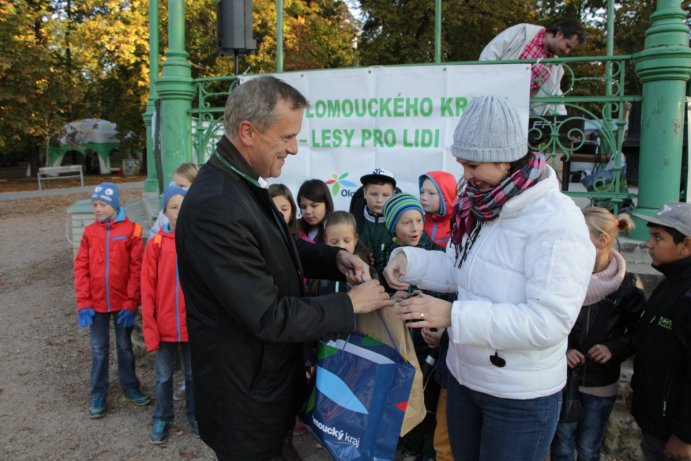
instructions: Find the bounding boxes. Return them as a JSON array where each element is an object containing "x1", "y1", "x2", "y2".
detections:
[
  {"x1": 190, "y1": 419, "x2": 199, "y2": 437},
  {"x1": 123, "y1": 390, "x2": 152, "y2": 406},
  {"x1": 149, "y1": 419, "x2": 169, "y2": 445},
  {"x1": 173, "y1": 383, "x2": 186, "y2": 401},
  {"x1": 87, "y1": 397, "x2": 106, "y2": 419}
]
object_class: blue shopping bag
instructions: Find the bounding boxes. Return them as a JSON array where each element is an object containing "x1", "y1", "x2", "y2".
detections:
[{"x1": 301, "y1": 319, "x2": 416, "y2": 461}]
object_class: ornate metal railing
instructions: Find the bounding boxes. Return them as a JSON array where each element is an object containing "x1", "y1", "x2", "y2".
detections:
[
  {"x1": 190, "y1": 76, "x2": 240, "y2": 164},
  {"x1": 190, "y1": 55, "x2": 640, "y2": 213}
]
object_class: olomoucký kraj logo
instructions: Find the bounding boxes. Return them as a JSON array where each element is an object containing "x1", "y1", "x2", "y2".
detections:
[{"x1": 325, "y1": 172, "x2": 358, "y2": 197}]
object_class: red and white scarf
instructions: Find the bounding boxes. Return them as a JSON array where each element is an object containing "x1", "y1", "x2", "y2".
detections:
[
  {"x1": 519, "y1": 28, "x2": 553, "y2": 92},
  {"x1": 451, "y1": 152, "x2": 546, "y2": 247}
]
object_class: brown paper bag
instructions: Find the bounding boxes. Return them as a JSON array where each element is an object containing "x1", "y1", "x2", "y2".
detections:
[{"x1": 355, "y1": 306, "x2": 426, "y2": 436}]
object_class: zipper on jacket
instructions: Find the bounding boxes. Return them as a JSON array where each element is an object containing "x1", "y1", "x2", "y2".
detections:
[
  {"x1": 175, "y1": 260, "x2": 181, "y2": 342},
  {"x1": 105, "y1": 222, "x2": 111, "y2": 312},
  {"x1": 662, "y1": 375, "x2": 672, "y2": 417},
  {"x1": 583, "y1": 306, "x2": 591, "y2": 380}
]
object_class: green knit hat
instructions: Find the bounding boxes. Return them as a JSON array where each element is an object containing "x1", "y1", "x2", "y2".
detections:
[{"x1": 383, "y1": 193, "x2": 424, "y2": 235}]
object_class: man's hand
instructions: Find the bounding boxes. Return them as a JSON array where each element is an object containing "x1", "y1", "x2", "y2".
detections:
[
  {"x1": 566, "y1": 348, "x2": 585, "y2": 368},
  {"x1": 383, "y1": 252, "x2": 409, "y2": 291},
  {"x1": 347, "y1": 280, "x2": 393, "y2": 314},
  {"x1": 587, "y1": 344, "x2": 612, "y2": 364},
  {"x1": 336, "y1": 251, "x2": 371, "y2": 284},
  {"x1": 664, "y1": 434, "x2": 691, "y2": 460},
  {"x1": 396, "y1": 293, "x2": 452, "y2": 329}
]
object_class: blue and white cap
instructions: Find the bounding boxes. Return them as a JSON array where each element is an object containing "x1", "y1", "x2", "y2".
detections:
[{"x1": 91, "y1": 182, "x2": 121, "y2": 211}]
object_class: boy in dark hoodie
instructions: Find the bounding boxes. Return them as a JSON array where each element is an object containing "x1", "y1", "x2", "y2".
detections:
[
  {"x1": 350, "y1": 168, "x2": 397, "y2": 259},
  {"x1": 632, "y1": 203, "x2": 691, "y2": 461}
]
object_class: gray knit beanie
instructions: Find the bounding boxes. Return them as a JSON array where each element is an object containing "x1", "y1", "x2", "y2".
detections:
[{"x1": 450, "y1": 96, "x2": 527, "y2": 162}]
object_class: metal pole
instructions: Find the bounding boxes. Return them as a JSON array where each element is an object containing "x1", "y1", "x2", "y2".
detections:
[
  {"x1": 142, "y1": 0, "x2": 159, "y2": 192},
  {"x1": 604, "y1": 0, "x2": 614, "y2": 99},
  {"x1": 276, "y1": 0, "x2": 284, "y2": 72},
  {"x1": 352, "y1": 36, "x2": 358, "y2": 67},
  {"x1": 631, "y1": 0, "x2": 691, "y2": 239},
  {"x1": 434, "y1": 0, "x2": 441, "y2": 63},
  {"x1": 156, "y1": 0, "x2": 194, "y2": 183}
]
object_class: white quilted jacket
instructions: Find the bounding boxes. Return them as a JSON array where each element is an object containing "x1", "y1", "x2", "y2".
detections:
[{"x1": 393, "y1": 167, "x2": 595, "y2": 399}]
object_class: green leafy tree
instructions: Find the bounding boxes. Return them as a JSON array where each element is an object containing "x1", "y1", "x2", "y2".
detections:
[
  {"x1": 357, "y1": 0, "x2": 539, "y2": 65},
  {"x1": 49, "y1": 0, "x2": 150, "y2": 142},
  {"x1": 0, "y1": 0, "x2": 67, "y2": 167}
]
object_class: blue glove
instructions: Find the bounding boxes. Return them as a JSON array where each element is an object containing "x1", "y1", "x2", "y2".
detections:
[
  {"x1": 78, "y1": 308, "x2": 95, "y2": 328},
  {"x1": 116, "y1": 310, "x2": 135, "y2": 328}
]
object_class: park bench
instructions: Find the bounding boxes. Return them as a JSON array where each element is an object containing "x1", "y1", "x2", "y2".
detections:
[{"x1": 37, "y1": 165, "x2": 84, "y2": 190}]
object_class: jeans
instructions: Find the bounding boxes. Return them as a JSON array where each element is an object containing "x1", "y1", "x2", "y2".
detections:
[
  {"x1": 90, "y1": 311, "x2": 141, "y2": 398},
  {"x1": 551, "y1": 392, "x2": 617, "y2": 461},
  {"x1": 153, "y1": 342, "x2": 195, "y2": 423},
  {"x1": 446, "y1": 376, "x2": 561, "y2": 461},
  {"x1": 641, "y1": 431, "x2": 691, "y2": 461}
]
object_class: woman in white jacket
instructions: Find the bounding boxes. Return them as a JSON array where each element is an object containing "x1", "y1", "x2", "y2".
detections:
[{"x1": 385, "y1": 96, "x2": 594, "y2": 461}]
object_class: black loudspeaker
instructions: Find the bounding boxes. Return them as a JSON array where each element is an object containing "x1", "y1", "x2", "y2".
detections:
[{"x1": 217, "y1": 0, "x2": 257, "y2": 55}]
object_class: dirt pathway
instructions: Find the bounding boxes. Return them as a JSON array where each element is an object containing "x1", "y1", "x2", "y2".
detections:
[{"x1": 0, "y1": 192, "x2": 327, "y2": 461}]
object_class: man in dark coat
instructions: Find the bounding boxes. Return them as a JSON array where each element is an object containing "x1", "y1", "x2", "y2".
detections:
[{"x1": 176, "y1": 76, "x2": 392, "y2": 461}]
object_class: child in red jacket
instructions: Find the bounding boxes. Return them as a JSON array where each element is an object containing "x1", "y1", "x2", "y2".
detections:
[
  {"x1": 419, "y1": 171, "x2": 457, "y2": 248},
  {"x1": 73, "y1": 182, "x2": 151, "y2": 419},
  {"x1": 141, "y1": 185, "x2": 196, "y2": 444}
]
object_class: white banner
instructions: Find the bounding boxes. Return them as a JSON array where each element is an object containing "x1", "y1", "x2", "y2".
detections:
[{"x1": 243, "y1": 64, "x2": 531, "y2": 210}]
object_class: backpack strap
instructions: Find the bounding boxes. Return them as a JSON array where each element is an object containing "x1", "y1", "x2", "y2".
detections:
[
  {"x1": 132, "y1": 223, "x2": 143, "y2": 239},
  {"x1": 147, "y1": 232, "x2": 163, "y2": 261}
]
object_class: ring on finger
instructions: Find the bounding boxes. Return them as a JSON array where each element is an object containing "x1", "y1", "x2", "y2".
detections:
[{"x1": 420, "y1": 312, "x2": 425, "y2": 319}]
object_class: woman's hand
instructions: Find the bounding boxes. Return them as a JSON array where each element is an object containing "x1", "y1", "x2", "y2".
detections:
[
  {"x1": 383, "y1": 252, "x2": 409, "y2": 291},
  {"x1": 566, "y1": 348, "x2": 585, "y2": 368},
  {"x1": 395, "y1": 292, "x2": 452, "y2": 329},
  {"x1": 421, "y1": 327, "x2": 443, "y2": 347},
  {"x1": 391, "y1": 291, "x2": 409, "y2": 302}
]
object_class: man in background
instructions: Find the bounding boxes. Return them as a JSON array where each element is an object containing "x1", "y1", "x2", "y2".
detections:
[{"x1": 480, "y1": 18, "x2": 586, "y2": 116}]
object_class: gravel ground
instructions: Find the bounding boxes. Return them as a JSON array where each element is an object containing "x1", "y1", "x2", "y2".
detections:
[
  {"x1": 0, "y1": 190, "x2": 329, "y2": 461},
  {"x1": 0, "y1": 180, "x2": 630, "y2": 461}
]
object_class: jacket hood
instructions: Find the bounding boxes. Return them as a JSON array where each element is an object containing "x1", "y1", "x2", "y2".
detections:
[
  {"x1": 161, "y1": 225, "x2": 176, "y2": 238},
  {"x1": 96, "y1": 206, "x2": 127, "y2": 225},
  {"x1": 419, "y1": 171, "x2": 457, "y2": 219},
  {"x1": 115, "y1": 207, "x2": 126, "y2": 222}
]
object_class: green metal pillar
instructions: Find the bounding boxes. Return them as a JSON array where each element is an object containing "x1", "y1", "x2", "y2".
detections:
[
  {"x1": 434, "y1": 0, "x2": 441, "y2": 64},
  {"x1": 631, "y1": 0, "x2": 691, "y2": 240},
  {"x1": 276, "y1": 0, "x2": 284, "y2": 72},
  {"x1": 156, "y1": 0, "x2": 194, "y2": 183},
  {"x1": 142, "y1": 0, "x2": 159, "y2": 193}
]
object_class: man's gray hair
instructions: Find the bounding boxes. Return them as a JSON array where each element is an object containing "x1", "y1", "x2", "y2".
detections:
[{"x1": 224, "y1": 76, "x2": 308, "y2": 136}]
